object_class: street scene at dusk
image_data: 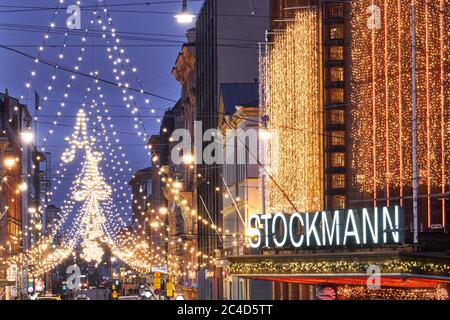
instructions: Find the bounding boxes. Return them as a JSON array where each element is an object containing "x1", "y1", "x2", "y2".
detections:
[{"x1": 0, "y1": 0, "x2": 449, "y2": 305}]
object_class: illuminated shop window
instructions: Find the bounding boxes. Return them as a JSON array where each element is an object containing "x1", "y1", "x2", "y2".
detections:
[
  {"x1": 331, "y1": 174, "x2": 345, "y2": 189},
  {"x1": 330, "y1": 67, "x2": 344, "y2": 82},
  {"x1": 331, "y1": 152, "x2": 345, "y2": 167},
  {"x1": 330, "y1": 131, "x2": 345, "y2": 146},
  {"x1": 329, "y1": 25, "x2": 344, "y2": 39},
  {"x1": 329, "y1": 46, "x2": 344, "y2": 60},
  {"x1": 330, "y1": 88, "x2": 344, "y2": 103},
  {"x1": 330, "y1": 4, "x2": 344, "y2": 18},
  {"x1": 329, "y1": 109, "x2": 345, "y2": 124},
  {"x1": 333, "y1": 195, "x2": 345, "y2": 209}
]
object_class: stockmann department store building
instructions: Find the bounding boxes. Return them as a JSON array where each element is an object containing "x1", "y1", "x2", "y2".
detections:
[
  {"x1": 225, "y1": 207, "x2": 450, "y2": 300},
  {"x1": 219, "y1": 0, "x2": 450, "y2": 301}
]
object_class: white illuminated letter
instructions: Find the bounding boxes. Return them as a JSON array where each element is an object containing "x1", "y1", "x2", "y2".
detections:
[
  {"x1": 343, "y1": 209, "x2": 361, "y2": 245},
  {"x1": 248, "y1": 215, "x2": 261, "y2": 248},
  {"x1": 305, "y1": 212, "x2": 321, "y2": 246},
  {"x1": 383, "y1": 206, "x2": 400, "y2": 243},
  {"x1": 289, "y1": 212, "x2": 304, "y2": 248},
  {"x1": 260, "y1": 214, "x2": 271, "y2": 247},
  {"x1": 362, "y1": 208, "x2": 378, "y2": 244},
  {"x1": 321, "y1": 210, "x2": 340, "y2": 246},
  {"x1": 271, "y1": 213, "x2": 288, "y2": 247}
]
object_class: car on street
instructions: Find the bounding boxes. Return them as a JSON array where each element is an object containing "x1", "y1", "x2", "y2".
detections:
[{"x1": 36, "y1": 294, "x2": 62, "y2": 301}]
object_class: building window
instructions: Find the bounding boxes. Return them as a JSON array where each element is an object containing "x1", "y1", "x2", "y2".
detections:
[
  {"x1": 329, "y1": 25, "x2": 344, "y2": 39},
  {"x1": 330, "y1": 67, "x2": 344, "y2": 82},
  {"x1": 329, "y1": 88, "x2": 344, "y2": 103},
  {"x1": 330, "y1": 4, "x2": 344, "y2": 18},
  {"x1": 329, "y1": 109, "x2": 345, "y2": 125},
  {"x1": 333, "y1": 195, "x2": 346, "y2": 209},
  {"x1": 331, "y1": 152, "x2": 345, "y2": 167},
  {"x1": 329, "y1": 46, "x2": 344, "y2": 60},
  {"x1": 330, "y1": 131, "x2": 345, "y2": 146},
  {"x1": 331, "y1": 174, "x2": 345, "y2": 189}
]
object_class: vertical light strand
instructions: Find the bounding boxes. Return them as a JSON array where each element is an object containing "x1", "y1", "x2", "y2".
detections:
[
  {"x1": 384, "y1": 0, "x2": 390, "y2": 206},
  {"x1": 439, "y1": 0, "x2": 446, "y2": 227},
  {"x1": 371, "y1": 0, "x2": 377, "y2": 208},
  {"x1": 425, "y1": 0, "x2": 431, "y2": 227},
  {"x1": 398, "y1": 0, "x2": 404, "y2": 206}
]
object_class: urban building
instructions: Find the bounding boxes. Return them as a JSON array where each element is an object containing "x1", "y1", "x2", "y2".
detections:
[
  {"x1": 129, "y1": 167, "x2": 152, "y2": 236},
  {"x1": 170, "y1": 28, "x2": 198, "y2": 299},
  {"x1": 225, "y1": 0, "x2": 450, "y2": 300},
  {"x1": 0, "y1": 89, "x2": 45, "y2": 299},
  {"x1": 217, "y1": 83, "x2": 273, "y2": 300},
  {"x1": 195, "y1": 0, "x2": 270, "y2": 300}
]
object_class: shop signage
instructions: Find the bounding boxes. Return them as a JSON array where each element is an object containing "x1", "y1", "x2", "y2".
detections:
[
  {"x1": 151, "y1": 265, "x2": 168, "y2": 274},
  {"x1": 167, "y1": 281, "x2": 174, "y2": 297},
  {"x1": 7, "y1": 265, "x2": 17, "y2": 281},
  {"x1": 205, "y1": 270, "x2": 215, "y2": 279},
  {"x1": 248, "y1": 206, "x2": 404, "y2": 249},
  {"x1": 153, "y1": 272, "x2": 161, "y2": 290}
]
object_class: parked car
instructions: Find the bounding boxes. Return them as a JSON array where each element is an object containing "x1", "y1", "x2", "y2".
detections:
[{"x1": 118, "y1": 295, "x2": 141, "y2": 300}]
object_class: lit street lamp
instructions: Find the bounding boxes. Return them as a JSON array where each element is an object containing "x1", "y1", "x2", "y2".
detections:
[
  {"x1": 20, "y1": 131, "x2": 34, "y2": 144},
  {"x1": 175, "y1": 0, "x2": 195, "y2": 24}
]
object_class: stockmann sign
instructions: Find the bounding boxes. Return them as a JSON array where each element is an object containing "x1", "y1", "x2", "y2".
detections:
[{"x1": 248, "y1": 206, "x2": 404, "y2": 249}]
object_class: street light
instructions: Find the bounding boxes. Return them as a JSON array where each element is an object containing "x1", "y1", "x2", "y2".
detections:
[
  {"x1": 2, "y1": 144, "x2": 17, "y2": 169},
  {"x1": 28, "y1": 207, "x2": 37, "y2": 214},
  {"x1": 150, "y1": 221, "x2": 159, "y2": 229},
  {"x1": 182, "y1": 154, "x2": 194, "y2": 165},
  {"x1": 18, "y1": 181, "x2": 28, "y2": 192},
  {"x1": 20, "y1": 131, "x2": 34, "y2": 144},
  {"x1": 175, "y1": 0, "x2": 195, "y2": 24},
  {"x1": 3, "y1": 157, "x2": 16, "y2": 169}
]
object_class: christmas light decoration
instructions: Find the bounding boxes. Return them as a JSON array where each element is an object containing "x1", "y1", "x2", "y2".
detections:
[
  {"x1": 337, "y1": 285, "x2": 448, "y2": 300},
  {"x1": 229, "y1": 258, "x2": 450, "y2": 276},
  {"x1": 349, "y1": 1, "x2": 449, "y2": 228},
  {"x1": 264, "y1": 9, "x2": 323, "y2": 213}
]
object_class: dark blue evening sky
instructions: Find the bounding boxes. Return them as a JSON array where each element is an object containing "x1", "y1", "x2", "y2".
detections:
[{"x1": 0, "y1": 0, "x2": 203, "y2": 226}]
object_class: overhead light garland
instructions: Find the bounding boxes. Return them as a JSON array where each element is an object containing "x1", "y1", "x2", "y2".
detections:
[{"x1": 229, "y1": 258, "x2": 450, "y2": 276}]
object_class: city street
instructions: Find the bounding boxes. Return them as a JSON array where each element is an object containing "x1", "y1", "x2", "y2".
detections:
[{"x1": 0, "y1": 0, "x2": 449, "y2": 303}]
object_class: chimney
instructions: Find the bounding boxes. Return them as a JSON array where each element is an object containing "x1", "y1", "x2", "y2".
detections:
[{"x1": 3, "y1": 88, "x2": 9, "y2": 113}]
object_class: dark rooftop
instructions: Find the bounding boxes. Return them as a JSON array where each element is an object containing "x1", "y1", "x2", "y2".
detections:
[{"x1": 220, "y1": 83, "x2": 259, "y2": 115}]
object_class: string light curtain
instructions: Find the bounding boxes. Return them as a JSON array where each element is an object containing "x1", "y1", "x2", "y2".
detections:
[
  {"x1": 265, "y1": 9, "x2": 323, "y2": 213},
  {"x1": 349, "y1": 0, "x2": 450, "y2": 228}
]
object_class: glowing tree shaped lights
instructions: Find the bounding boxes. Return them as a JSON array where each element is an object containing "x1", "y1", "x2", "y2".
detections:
[{"x1": 62, "y1": 109, "x2": 112, "y2": 264}]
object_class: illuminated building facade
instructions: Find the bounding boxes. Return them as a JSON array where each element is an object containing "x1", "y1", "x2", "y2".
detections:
[
  {"x1": 225, "y1": 0, "x2": 450, "y2": 300},
  {"x1": 266, "y1": 0, "x2": 450, "y2": 236},
  {"x1": 348, "y1": 0, "x2": 450, "y2": 232},
  {"x1": 265, "y1": 0, "x2": 349, "y2": 215},
  {"x1": 0, "y1": 90, "x2": 40, "y2": 299}
]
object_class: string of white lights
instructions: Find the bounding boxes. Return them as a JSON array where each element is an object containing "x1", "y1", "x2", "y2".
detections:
[{"x1": 19, "y1": 0, "x2": 66, "y2": 101}]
